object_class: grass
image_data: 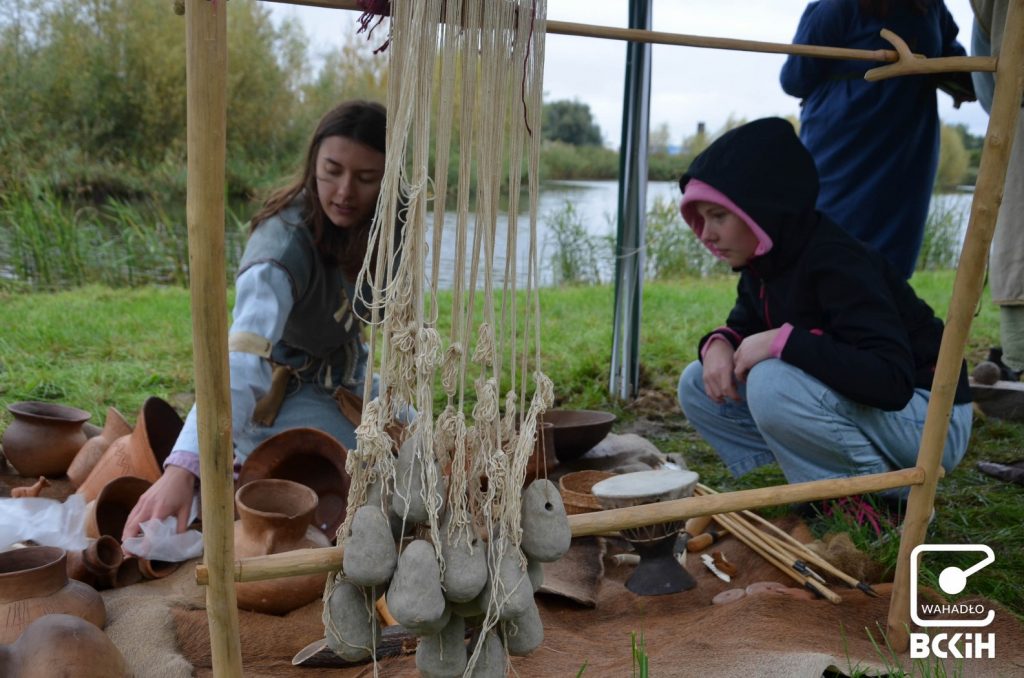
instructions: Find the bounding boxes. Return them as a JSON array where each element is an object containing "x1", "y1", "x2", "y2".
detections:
[{"x1": 1, "y1": 271, "x2": 1022, "y2": 623}]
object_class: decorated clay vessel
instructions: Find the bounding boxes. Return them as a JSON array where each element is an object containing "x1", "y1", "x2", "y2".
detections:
[
  {"x1": 233, "y1": 478, "x2": 331, "y2": 614},
  {"x1": 67, "y1": 407, "x2": 132, "y2": 489},
  {"x1": 77, "y1": 397, "x2": 182, "y2": 502},
  {"x1": 0, "y1": 546, "x2": 106, "y2": 644},
  {"x1": 2, "y1": 401, "x2": 92, "y2": 477}
]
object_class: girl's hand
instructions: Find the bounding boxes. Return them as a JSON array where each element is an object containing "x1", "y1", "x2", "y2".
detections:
[
  {"x1": 733, "y1": 329, "x2": 780, "y2": 382},
  {"x1": 121, "y1": 464, "x2": 198, "y2": 542},
  {"x1": 702, "y1": 340, "x2": 740, "y2": 403}
]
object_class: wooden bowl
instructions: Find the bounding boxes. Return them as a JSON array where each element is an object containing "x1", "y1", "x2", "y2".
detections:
[{"x1": 541, "y1": 409, "x2": 616, "y2": 462}]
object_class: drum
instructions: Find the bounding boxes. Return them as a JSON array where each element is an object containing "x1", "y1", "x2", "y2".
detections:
[{"x1": 591, "y1": 469, "x2": 699, "y2": 595}]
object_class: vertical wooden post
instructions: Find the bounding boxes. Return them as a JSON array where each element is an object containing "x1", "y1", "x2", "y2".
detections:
[
  {"x1": 886, "y1": 0, "x2": 1024, "y2": 652},
  {"x1": 185, "y1": 0, "x2": 243, "y2": 675}
]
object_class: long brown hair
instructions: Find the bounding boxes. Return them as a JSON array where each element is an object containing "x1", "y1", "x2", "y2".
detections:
[{"x1": 250, "y1": 100, "x2": 386, "y2": 279}]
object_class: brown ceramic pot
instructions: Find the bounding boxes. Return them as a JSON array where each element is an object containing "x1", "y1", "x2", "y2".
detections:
[
  {"x1": 2, "y1": 402, "x2": 92, "y2": 478},
  {"x1": 237, "y1": 428, "x2": 350, "y2": 536},
  {"x1": 66, "y1": 536, "x2": 124, "y2": 590},
  {"x1": 77, "y1": 397, "x2": 182, "y2": 502},
  {"x1": 67, "y1": 407, "x2": 132, "y2": 489},
  {"x1": 233, "y1": 478, "x2": 331, "y2": 615},
  {"x1": 84, "y1": 476, "x2": 153, "y2": 539},
  {"x1": 0, "y1": 546, "x2": 106, "y2": 644},
  {"x1": 0, "y1": 613, "x2": 130, "y2": 678}
]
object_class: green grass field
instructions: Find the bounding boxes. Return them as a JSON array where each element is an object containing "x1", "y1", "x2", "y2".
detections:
[{"x1": 1, "y1": 271, "x2": 1021, "y2": 620}]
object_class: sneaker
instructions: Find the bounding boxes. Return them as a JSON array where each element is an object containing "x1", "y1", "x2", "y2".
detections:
[{"x1": 986, "y1": 347, "x2": 1023, "y2": 382}]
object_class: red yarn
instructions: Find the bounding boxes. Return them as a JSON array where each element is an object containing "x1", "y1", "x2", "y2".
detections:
[{"x1": 357, "y1": 0, "x2": 391, "y2": 54}]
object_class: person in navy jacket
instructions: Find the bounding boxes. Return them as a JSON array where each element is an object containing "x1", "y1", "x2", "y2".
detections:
[{"x1": 780, "y1": 0, "x2": 972, "y2": 279}]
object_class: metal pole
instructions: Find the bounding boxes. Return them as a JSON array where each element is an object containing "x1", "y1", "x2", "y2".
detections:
[{"x1": 609, "y1": 0, "x2": 651, "y2": 400}]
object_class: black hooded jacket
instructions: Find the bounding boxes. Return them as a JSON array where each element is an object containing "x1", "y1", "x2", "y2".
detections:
[{"x1": 680, "y1": 118, "x2": 970, "y2": 411}]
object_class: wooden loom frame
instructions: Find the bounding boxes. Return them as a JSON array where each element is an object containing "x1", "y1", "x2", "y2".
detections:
[{"x1": 182, "y1": 1, "x2": 1024, "y2": 674}]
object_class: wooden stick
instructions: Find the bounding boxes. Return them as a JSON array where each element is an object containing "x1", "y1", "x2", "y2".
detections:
[
  {"x1": 185, "y1": 1, "x2": 242, "y2": 677},
  {"x1": 887, "y1": 0, "x2": 1024, "y2": 653},
  {"x1": 710, "y1": 510, "x2": 841, "y2": 604},
  {"x1": 195, "y1": 467, "x2": 923, "y2": 584},
  {"x1": 260, "y1": 0, "x2": 995, "y2": 71},
  {"x1": 696, "y1": 483, "x2": 879, "y2": 596},
  {"x1": 865, "y1": 28, "x2": 997, "y2": 81}
]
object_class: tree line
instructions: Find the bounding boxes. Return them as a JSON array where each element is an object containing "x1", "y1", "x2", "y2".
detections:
[{"x1": 0, "y1": 0, "x2": 979, "y2": 205}]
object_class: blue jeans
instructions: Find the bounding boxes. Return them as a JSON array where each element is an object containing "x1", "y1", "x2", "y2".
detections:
[{"x1": 677, "y1": 359, "x2": 973, "y2": 496}]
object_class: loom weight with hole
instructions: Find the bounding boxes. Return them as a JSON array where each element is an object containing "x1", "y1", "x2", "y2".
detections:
[
  {"x1": 67, "y1": 407, "x2": 132, "y2": 489},
  {"x1": 0, "y1": 613, "x2": 131, "y2": 678},
  {"x1": 0, "y1": 546, "x2": 106, "y2": 645},
  {"x1": 233, "y1": 479, "x2": 332, "y2": 615},
  {"x1": 2, "y1": 401, "x2": 92, "y2": 478},
  {"x1": 76, "y1": 396, "x2": 182, "y2": 502},
  {"x1": 323, "y1": 578, "x2": 380, "y2": 663}
]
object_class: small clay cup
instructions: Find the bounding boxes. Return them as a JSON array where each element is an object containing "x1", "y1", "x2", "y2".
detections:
[
  {"x1": 84, "y1": 475, "x2": 153, "y2": 539},
  {"x1": 238, "y1": 428, "x2": 350, "y2": 536}
]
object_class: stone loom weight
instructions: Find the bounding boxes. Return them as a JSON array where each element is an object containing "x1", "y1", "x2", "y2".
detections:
[
  {"x1": 317, "y1": 0, "x2": 565, "y2": 673},
  {"x1": 181, "y1": 0, "x2": 1024, "y2": 673}
]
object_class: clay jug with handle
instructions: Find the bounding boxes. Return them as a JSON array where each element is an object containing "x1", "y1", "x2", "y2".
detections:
[{"x1": 233, "y1": 478, "x2": 331, "y2": 615}]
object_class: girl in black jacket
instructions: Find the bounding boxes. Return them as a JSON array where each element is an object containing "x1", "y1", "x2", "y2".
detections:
[{"x1": 676, "y1": 118, "x2": 972, "y2": 504}]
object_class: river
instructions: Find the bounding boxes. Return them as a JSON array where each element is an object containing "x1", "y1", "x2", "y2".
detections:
[{"x1": 426, "y1": 180, "x2": 974, "y2": 289}]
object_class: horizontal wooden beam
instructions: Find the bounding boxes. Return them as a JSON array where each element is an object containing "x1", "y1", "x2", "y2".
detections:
[
  {"x1": 195, "y1": 466, "x2": 923, "y2": 585},
  {"x1": 259, "y1": 0, "x2": 996, "y2": 71}
]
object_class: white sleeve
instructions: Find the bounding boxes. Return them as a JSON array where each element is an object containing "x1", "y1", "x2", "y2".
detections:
[{"x1": 168, "y1": 263, "x2": 294, "y2": 468}]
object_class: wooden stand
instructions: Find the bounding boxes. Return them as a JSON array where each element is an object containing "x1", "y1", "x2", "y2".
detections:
[
  {"x1": 183, "y1": 2, "x2": 1024, "y2": 673},
  {"x1": 184, "y1": 1, "x2": 242, "y2": 676}
]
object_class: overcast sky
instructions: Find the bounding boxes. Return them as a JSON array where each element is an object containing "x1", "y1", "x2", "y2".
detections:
[{"x1": 268, "y1": 0, "x2": 989, "y2": 146}]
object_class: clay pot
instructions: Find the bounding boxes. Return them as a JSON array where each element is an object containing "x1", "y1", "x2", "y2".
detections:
[
  {"x1": 237, "y1": 428, "x2": 350, "y2": 537},
  {"x1": 67, "y1": 407, "x2": 132, "y2": 489},
  {"x1": 2, "y1": 401, "x2": 92, "y2": 477},
  {"x1": 0, "y1": 546, "x2": 106, "y2": 644},
  {"x1": 77, "y1": 397, "x2": 182, "y2": 502},
  {"x1": 233, "y1": 478, "x2": 331, "y2": 615},
  {"x1": 66, "y1": 536, "x2": 123, "y2": 590},
  {"x1": 0, "y1": 613, "x2": 130, "y2": 678},
  {"x1": 84, "y1": 476, "x2": 153, "y2": 539}
]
